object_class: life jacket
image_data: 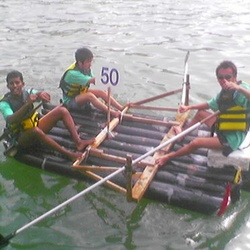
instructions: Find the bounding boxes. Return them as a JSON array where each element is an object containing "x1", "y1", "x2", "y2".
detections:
[
  {"x1": 216, "y1": 89, "x2": 250, "y2": 132},
  {"x1": 59, "y1": 63, "x2": 90, "y2": 98},
  {"x1": 215, "y1": 89, "x2": 250, "y2": 156},
  {"x1": 1, "y1": 90, "x2": 39, "y2": 135}
]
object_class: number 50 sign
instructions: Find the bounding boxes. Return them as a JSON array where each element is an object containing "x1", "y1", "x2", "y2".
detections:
[{"x1": 100, "y1": 67, "x2": 120, "y2": 86}]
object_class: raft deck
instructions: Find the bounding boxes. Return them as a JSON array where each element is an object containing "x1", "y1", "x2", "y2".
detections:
[{"x1": 10, "y1": 85, "x2": 249, "y2": 215}]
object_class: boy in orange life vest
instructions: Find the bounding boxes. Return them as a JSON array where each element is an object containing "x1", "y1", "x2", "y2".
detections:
[
  {"x1": 59, "y1": 47, "x2": 123, "y2": 117},
  {"x1": 0, "y1": 70, "x2": 94, "y2": 161},
  {"x1": 155, "y1": 60, "x2": 250, "y2": 167}
]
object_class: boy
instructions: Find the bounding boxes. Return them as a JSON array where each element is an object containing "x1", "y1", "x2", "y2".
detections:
[
  {"x1": 155, "y1": 61, "x2": 250, "y2": 166},
  {"x1": 59, "y1": 47, "x2": 123, "y2": 117},
  {"x1": 0, "y1": 70, "x2": 94, "y2": 161}
]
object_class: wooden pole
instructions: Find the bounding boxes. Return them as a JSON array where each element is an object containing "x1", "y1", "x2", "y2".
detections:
[
  {"x1": 107, "y1": 86, "x2": 111, "y2": 138},
  {"x1": 129, "y1": 105, "x2": 178, "y2": 112},
  {"x1": 131, "y1": 88, "x2": 182, "y2": 106}
]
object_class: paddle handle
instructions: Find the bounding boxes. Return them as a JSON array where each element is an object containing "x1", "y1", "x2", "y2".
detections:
[{"x1": 15, "y1": 167, "x2": 125, "y2": 236}]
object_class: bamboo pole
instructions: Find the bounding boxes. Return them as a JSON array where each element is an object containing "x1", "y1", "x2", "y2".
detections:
[
  {"x1": 131, "y1": 88, "x2": 182, "y2": 106},
  {"x1": 122, "y1": 114, "x2": 179, "y2": 126},
  {"x1": 129, "y1": 105, "x2": 178, "y2": 112}
]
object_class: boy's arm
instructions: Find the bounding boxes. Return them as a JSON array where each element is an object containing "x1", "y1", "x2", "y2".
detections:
[{"x1": 179, "y1": 102, "x2": 209, "y2": 113}]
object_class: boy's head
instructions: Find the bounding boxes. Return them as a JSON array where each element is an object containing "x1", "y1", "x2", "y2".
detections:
[
  {"x1": 6, "y1": 70, "x2": 24, "y2": 84},
  {"x1": 216, "y1": 61, "x2": 238, "y2": 88},
  {"x1": 216, "y1": 61, "x2": 237, "y2": 78},
  {"x1": 75, "y1": 47, "x2": 93, "y2": 62},
  {"x1": 6, "y1": 70, "x2": 25, "y2": 94}
]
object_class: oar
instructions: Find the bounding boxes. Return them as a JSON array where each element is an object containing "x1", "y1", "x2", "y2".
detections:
[{"x1": 0, "y1": 111, "x2": 219, "y2": 248}]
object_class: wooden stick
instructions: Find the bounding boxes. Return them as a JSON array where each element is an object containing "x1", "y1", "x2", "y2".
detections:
[
  {"x1": 82, "y1": 170, "x2": 127, "y2": 194},
  {"x1": 106, "y1": 87, "x2": 111, "y2": 137},
  {"x1": 72, "y1": 165, "x2": 120, "y2": 172},
  {"x1": 129, "y1": 104, "x2": 178, "y2": 112},
  {"x1": 122, "y1": 114, "x2": 180, "y2": 126},
  {"x1": 88, "y1": 148, "x2": 154, "y2": 168},
  {"x1": 131, "y1": 88, "x2": 182, "y2": 106}
]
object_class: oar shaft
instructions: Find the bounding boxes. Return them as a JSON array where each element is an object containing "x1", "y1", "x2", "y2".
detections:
[{"x1": 16, "y1": 167, "x2": 125, "y2": 236}]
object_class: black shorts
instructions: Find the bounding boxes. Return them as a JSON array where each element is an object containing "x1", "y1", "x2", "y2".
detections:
[{"x1": 64, "y1": 99, "x2": 91, "y2": 111}]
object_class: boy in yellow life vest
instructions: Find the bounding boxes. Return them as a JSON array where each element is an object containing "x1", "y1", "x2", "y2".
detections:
[
  {"x1": 0, "y1": 70, "x2": 94, "y2": 161},
  {"x1": 59, "y1": 47, "x2": 123, "y2": 117},
  {"x1": 155, "y1": 60, "x2": 250, "y2": 166}
]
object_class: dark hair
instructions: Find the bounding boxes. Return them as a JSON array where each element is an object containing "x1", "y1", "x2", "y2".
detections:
[
  {"x1": 6, "y1": 70, "x2": 24, "y2": 83},
  {"x1": 75, "y1": 47, "x2": 93, "y2": 62},
  {"x1": 216, "y1": 61, "x2": 237, "y2": 77}
]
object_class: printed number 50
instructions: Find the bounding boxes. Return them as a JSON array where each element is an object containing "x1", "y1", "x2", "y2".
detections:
[{"x1": 101, "y1": 67, "x2": 119, "y2": 86}]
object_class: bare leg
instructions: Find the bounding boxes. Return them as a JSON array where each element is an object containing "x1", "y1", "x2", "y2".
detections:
[
  {"x1": 155, "y1": 137, "x2": 223, "y2": 167},
  {"x1": 75, "y1": 92, "x2": 121, "y2": 117},
  {"x1": 172, "y1": 110, "x2": 217, "y2": 139},
  {"x1": 38, "y1": 106, "x2": 94, "y2": 151},
  {"x1": 18, "y1": 128, "x2": 81, "y2": 161},
  {"x1": 187, "y1": 110, "x2": 216, "y2": 129},
  {"x1": 89, "y1": 89, "x2": 123, "y2": 111}
]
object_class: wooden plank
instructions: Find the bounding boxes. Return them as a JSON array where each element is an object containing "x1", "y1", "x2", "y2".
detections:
[
  {"x1": 80, "y1": 170, "x2": 127, "y2": 194},
  {"x1": 132, "y1": 110, "x2": 190, "y2": 201},
  {"x1": 72, "y1": 165, "x2": 120, "y2": 172},
  {"x1": 72, "y1": 106, "x2": 129, "y2": 167},
  {"x1": 88, "y1": 148, "x2": 154, "y2": 168}
]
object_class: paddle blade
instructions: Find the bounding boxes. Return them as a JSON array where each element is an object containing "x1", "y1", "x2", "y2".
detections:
[
  {"x1": 0, "y1": 233, "x2": 15, "y2": 249},
  {"x1": 217, "y1": 183, "x2": 232, "y2": 216}
]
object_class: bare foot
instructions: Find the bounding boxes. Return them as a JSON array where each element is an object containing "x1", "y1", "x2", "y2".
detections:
[
  {"x1": 173, "y1": 125, "x2": 184, "y2": 142},
  {"x1": 155, "y1": 154, "x2": 171, "y2": 167},
  {"x1": 77, "y1": 138, "x2": 95, "y2": 151}
]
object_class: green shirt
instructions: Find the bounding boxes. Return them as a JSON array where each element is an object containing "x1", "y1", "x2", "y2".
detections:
[
  {"x1": 62, "y1": 70, "x2": 93, "y2": 104},
  {"x1": 0, "y1": 89, "x2": 38, "y2": 121},
  {"x1": 207, "y1": 81, "x2": 250, "y2": 150}
]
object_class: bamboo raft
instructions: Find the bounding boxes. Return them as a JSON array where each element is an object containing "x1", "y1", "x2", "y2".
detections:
[{"x1": 9, "y1": 83, "x2": 250, "y2": 216}]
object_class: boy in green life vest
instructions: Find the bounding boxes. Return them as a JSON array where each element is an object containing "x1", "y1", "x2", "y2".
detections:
[
  {"x1": 0, "y1": 70, "x2": 94, "y2": 161},
  {"x1": 59, "y1": 47, "x2": 123, "y2": 117},
  {"x1": 155, "y1": 60, "x2": 250, "y2": 167}
]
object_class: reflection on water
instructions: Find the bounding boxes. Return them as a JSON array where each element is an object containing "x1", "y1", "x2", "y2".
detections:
[{"x1": 1, "y1": 0, "x2": 250, "y2": 249}]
